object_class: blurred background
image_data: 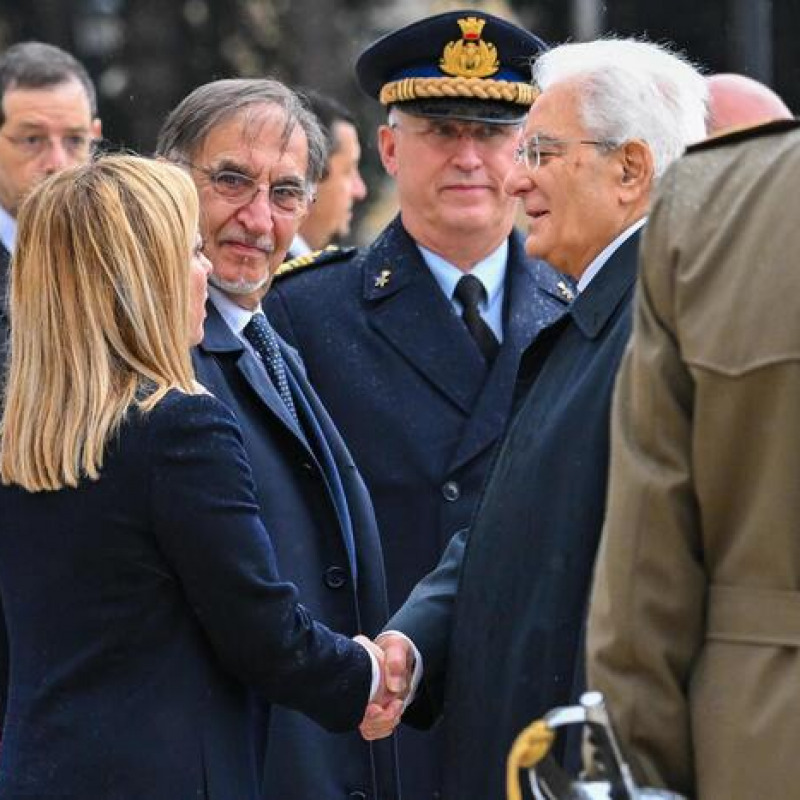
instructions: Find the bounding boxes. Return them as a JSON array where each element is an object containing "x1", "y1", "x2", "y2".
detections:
[{"x1": 1, "y1": 0, "x2": 796, "y2": 241}]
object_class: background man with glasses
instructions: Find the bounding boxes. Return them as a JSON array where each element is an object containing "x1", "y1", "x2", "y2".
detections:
[
  {"x1": 156, "y1": 78, "x2": 399, "y2": 800},
  {"x1": 0, "y1": 40, "x2": 99, "y2": 743},
  {"x1": 0, "y1": 41, "x2": 100, "y2": 372},
  {"x1": 284, "y1": 89, "x2": 368, "y2": 260},
  {"x1": 373, "y1": 38, "x2": 708, "y2": 800},
  {"x1": 264, "y1": 14, "x2": 566, "y2": 797}
]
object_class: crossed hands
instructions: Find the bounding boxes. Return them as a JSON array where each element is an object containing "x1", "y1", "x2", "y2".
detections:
[{"x1": 354, "y1": 633, "x2": 416, "y2": 741}]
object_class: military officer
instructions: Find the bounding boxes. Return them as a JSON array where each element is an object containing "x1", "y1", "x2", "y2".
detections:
[{"x1": 264, "y1": 11, "x2": 567, "y2": 799}]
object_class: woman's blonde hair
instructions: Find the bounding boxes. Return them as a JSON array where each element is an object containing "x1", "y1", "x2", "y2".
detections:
[{"x1": 1, "y1": 154, "x2": 201, "y2": 491}]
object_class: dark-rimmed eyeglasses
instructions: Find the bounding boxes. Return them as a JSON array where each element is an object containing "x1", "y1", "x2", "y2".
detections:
[
  {"x1": 182, "y1": 162, "x2": 314, "y2": 218},
  {"x1": 513, "y1": 133, "x2": 616, "y2": 171}
]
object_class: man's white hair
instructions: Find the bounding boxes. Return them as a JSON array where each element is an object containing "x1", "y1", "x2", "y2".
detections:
[{"x1": 532, "y1": 39, "x2": 708, "y2": 180}]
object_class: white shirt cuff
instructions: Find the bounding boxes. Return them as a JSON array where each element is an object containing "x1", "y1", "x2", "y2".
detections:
[{"x1": 359, "y1": 644, "x2": 382, "y2": 701}]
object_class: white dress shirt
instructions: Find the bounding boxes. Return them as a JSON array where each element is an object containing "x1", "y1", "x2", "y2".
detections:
[
  {"x1": 576, "y1": 217, "x2": 647, "y2": 294},
  {"x1": 0, "y1": 204, "x2": 16, "y2": 255}
]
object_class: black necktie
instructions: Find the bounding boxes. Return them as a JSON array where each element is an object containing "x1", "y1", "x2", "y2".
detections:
[
  {"x1": 243, "y1": 314, "x2": 299, "y2": 423},
  {"x1": 454, "y1": 274, "x2": 500, "y2": 363}
]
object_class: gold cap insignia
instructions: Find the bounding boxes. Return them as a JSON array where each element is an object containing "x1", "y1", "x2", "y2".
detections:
[{"x1": 440, "y1": 16, "x2": 500, "y2": 79}]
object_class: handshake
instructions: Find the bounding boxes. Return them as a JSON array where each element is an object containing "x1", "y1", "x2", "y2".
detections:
[{"x1": 353, "y1": 633, "x2": 417, "y2": 741}]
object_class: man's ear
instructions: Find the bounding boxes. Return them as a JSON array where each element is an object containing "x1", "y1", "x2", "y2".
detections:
[
  {"x1": 377, "y1": 124, "x2": 399, "y2": 177},
  {"x1": 617, "y1": 139, "x2": 654, "y2": 202},
  {"x1": 91, "y1": 118, "x2": 102, "y2": 141}
]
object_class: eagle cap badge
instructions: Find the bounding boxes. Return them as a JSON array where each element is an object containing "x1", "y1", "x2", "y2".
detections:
[{"x1": 440, "y1": 16, "x2": 500, "y2": 79}]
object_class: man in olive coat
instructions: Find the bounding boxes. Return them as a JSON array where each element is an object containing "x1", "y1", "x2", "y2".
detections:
[{"x1": 588, "y1": 119, "x2": 800, "y2": 800}]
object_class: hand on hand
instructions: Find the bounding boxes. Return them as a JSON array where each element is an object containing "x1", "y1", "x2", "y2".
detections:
[{"x1": 354, "y1": 633, "x2": 415, "y2": 741}]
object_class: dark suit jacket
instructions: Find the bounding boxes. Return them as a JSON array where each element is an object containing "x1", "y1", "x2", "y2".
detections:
[
  {"x1": 388, "y1": 230, "x2": 641, "y2": 800},
  {"x1": 0, "y1": 390, "x2": 371, "y2": 799},
  {"x1": 264, "y1": 216, "x2": 569, "y2": 800},
  {"x1": 192, "y1": 304, "x2": 397, "y2": 800}
]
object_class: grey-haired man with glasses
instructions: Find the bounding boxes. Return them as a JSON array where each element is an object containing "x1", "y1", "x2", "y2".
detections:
[
  {"x1": 374, "y1": 38, "x2": 708, "y2": 800},
  {"x1": 156, "y1": 78, "x2": 399, "y2": 800}
]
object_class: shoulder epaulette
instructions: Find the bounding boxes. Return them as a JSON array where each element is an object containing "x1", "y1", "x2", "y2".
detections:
[
  {"x1": 275, "y1": 244, "x2": 356, "y2": 280},
  {"x1": 686, "y1": 117, "x2": 800, "y2": 155}
]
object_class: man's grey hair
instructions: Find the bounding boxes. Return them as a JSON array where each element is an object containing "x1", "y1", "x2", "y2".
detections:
[
  {"x1": 155, "y1": 78, "x2": 328, "y2": 185},
  {"x1": 532, "y1": 39, "x2": 708, "y2": 180},
  {"x1": 0, "y1": 41, "x2": 97, "y2": 122}
]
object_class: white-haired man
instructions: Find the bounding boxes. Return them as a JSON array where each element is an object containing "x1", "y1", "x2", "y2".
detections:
[{"x1": 372, "y1": 38, "x2": 708, "y2": 800}]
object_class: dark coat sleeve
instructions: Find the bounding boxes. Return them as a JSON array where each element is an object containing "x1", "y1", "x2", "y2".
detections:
[
  {"x1": 148, "y1": 391, "x2": 372, "y2": 733},
  {"x1": 0, "y1": 244, "x2": 11, "y2": 738},
  {"x1": 0, "y1": 592, "x2": 6, "y2": 737},
  {"x1": 385, "y1": 526, "x2": 468, "y2": 726}
]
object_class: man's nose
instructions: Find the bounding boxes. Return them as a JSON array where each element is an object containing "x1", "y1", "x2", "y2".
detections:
[
  {"x1": 351, "y1": 170, "x2": 368, "y2": 201},
  {"x1": 503, "y1": 159, "x2": 532, "y2": 197},
  {"x1": 450, "y1": 135, "x2": 483, "y2": 170},
  {"x1": 40, "y1": 138, "x2": 71, "y2": 173},
  {"x1": 235, "y1": 188, "x2": 277, "y2": 235}
]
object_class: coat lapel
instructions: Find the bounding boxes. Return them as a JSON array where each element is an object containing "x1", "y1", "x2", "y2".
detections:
[
  {"x1": 363, "y1": 218, "x2": 489, "y2": 415},
  {"x1": 200, "y1": 302, "x2": 308, "y2": 442},
  {"x1": 449, "y1": 232, "x2": 572, "y2": 472},
  {"x1": 282, "y1": 345, "x2": 359, "y2": 582},
  {"x1": 568, "y1": 228, "x2": 641, "y2": 340},
  {"x1": 199, "y1": 304, "x2": 361, "y2": 583}
]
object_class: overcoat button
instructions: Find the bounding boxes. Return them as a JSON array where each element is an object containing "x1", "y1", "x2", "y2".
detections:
[
  {"x1": 323, "y1": 566, "x2": 347, "y2": 589},
  {"x1": 441, "y1": 480, "x2": 460, "y2": 502}
]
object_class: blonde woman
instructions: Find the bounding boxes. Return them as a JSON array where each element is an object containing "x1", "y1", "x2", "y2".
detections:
[{"x1": 0, "y1": 155, "x2": 391, "y2": 799}]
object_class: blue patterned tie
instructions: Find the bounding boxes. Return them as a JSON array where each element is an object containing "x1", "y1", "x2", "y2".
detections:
[{"x1": 243, "y1": 313, "x2": 299, "y2": 423}]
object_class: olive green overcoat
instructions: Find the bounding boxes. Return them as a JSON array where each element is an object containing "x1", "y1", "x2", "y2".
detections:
[{"x1": 588, "y1": 119, "x2": 800, "y2": 800}]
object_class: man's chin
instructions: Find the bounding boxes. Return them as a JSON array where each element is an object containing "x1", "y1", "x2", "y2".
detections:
[{"x1": 208, "y1": 271, "x2": 272, "y2": 297}]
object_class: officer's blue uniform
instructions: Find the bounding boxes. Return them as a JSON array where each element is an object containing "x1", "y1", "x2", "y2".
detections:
[{"x1": 266, "y1": 12, "x2": 561, "y2": 800}]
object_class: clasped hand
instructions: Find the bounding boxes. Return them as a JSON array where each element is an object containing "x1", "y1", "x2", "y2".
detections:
[{"x1": 353, "y1": 633, "x2": 415, "y2": 741}]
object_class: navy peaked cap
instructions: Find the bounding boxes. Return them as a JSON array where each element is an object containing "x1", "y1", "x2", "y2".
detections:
[{"x1": 356, "y1": 10, "x2": 547, "y2": 124}]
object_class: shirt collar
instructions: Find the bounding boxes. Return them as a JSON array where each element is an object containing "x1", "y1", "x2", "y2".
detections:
[
  {"x1": 208, "y1": 285, "x2": 263, "y2": 337},
  {"x1": 576, "y1": 217, "x2": 647, "y2": 294},
  {"x1": 418, "y1": 240, "x2": 508, "y2": 307},
  {"x1": 290, "y1": 234, "x2": 313, "y2": 257},
  {"x1": 0, "y1": 204, "x2": 16, "y2": 254}
]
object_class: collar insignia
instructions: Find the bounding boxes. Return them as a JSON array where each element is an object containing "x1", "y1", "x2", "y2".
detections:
[
  {"x1": 557, "y1": 280, "x2": 575, "y2": 302},
  {"x1": 440, "y1": 17, "x2": 500, "y2": 79},
  {"x1": 375, "y1": 268, "x2": 392, "y2": 288}
]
